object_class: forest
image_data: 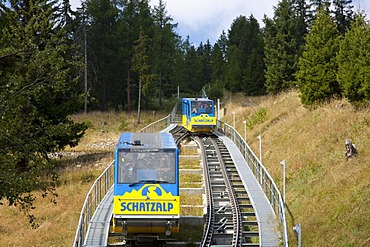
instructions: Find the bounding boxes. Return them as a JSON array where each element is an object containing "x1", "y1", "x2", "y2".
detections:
[{"x1": 0, "y1": 0, "x2": 370, "y2": 222}]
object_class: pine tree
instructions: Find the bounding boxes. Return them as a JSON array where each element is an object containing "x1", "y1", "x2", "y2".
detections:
[
  {"x1": 337, "y1": 14, "x2": 370, "y2": 103},
  {"x1": 208, "y1": 42, "x2": 225, "y2": 99},
  {"x1": 225, "y1": 44, "x2": 242, "y2": 93},
  {"x1": 310, "y1": 0, "x2": 331, "y2": 10},
  {"x1": 224, "y1": 15, "x2": 265, "y2": 95},
  {"x1": 210, "y1": 43, "x2": 225, "y2": 82},
  {"x1": 0, "y1": 0, "x2": 86, "y2": 223},
  {"x1": 263, "y1": 0, "x2": 300, "y2": 94},
  {"x1": 198, "y1": 40, "x2": 212, "y2": 87},
  {"x1": 86, "y1": 0, "x2": 118, "y2": 111},
  {"x1": 296, "y1": 8, "x2": 341, "y2": 105},
  {"x1": 292, "y1": 0, "x2": 310, "y2": 48},
  {"x1": 242, "y1": 15, "x2": 265, "y2": 95},
  {"x1": 152, "y1": 0, "x2": 178, "y2": 106},
  {"x1": 132, "y1": 28, "x2": 155, "y2": 125},
  {"x1": 182, "y1": 44, "x2": 202, "y2": 95},
  {"x1": 332, "y1": 0, "x2": 354, "y2": 34},
  {"x1": 225, "y1": 15, "x2": 247, "y2": 93}
]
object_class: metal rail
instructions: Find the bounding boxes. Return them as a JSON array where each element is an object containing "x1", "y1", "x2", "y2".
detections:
[
  {"x1": 196, "y1": 136, "x2": 215, "y2": 247},
  {"x1": 217, "y1": 120, "x2": 289, "y2": 246},
  {"x1": 211, "y1": 137, "x2": 243, "y2": 246},
  {"x1": 73, "y1": 162, "x2": 114, "y2": 247},
  {"x1": 197, "y1": 135, "x2": 255, "y2": 246}
]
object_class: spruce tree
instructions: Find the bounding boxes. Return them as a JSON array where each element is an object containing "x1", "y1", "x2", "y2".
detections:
[
  {"x1": 182, "y1": 44, "x2": 202, "y2": 95},
  {"x1": 242, "y1": 15, "x2": 265, "y2": 95},
  {"x1": 263, "y1": 0, "x2": 300, "y2": 94},
  {"x1": 198, "y1": 40, "x2": 212, "y2": 87},
  {"x1": 152, "y1": 0, "x2": 178, "y2": 106},
  {"x1": 296, "y1": 8, "x2": 341, "y2": 105},
  {"x1": 225, "y1": 15, "x2": 248, "y2": 93},
  {"x1": 0, "y1": 0, "x2": 86, "y2": 223},
  {"x1": 132, "y1": 28, "x2": 155, "y2": 125},
  {"x1": 86, "y1": 0, "x2": 118, "y2": 111},
  {"x1": 332, "y1": 0, "x2": 354, "y2": 34},
  {"x1": 225, "y1": 15, "x2": 265, "y2": 95},
  {"x1": 337, "y1": 14, "x2": 370, "y2": 103},
  {"x1": 209, "y1": 42, "x2": 226, "y2": 98}
]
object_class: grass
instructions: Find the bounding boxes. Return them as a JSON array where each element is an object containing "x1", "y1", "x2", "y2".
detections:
[
  {"x1": 179, "y1": 159, "x2": 201, "y2": 169},
  {"x1": 0, "y1": 166, "x2": 104, "y2": 246},
  {"x1": 179, "y1": 173, "x2": 203, "y2": 188},
  {"x1": 223, "y1": 90, "x2": 370, "y2": 246},
  {"x1": 0, "y1": 111, "x2": 166, "y2": 246}
]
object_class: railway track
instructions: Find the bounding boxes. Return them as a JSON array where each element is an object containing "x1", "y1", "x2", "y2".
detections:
[{"x1": 195, "y1": 134, "x2": 259, "y2": 247}]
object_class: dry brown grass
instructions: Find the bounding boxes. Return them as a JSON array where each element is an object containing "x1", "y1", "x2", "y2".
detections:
[
  {"x1": 68, "y1": 111, "x2": 167, "y2": 152},
  {"x1": 0, "y1": 111, "x2": 166, "y2": 246},
  {"x1": 0, "y1": 167, "x2": 104, "y2": 246},
  {"x1": 179, "y1": 159, "x2": 201, "y2": 169},
  {"x1": 223, "y1": 90, "x2": 370, "y2": 246}
]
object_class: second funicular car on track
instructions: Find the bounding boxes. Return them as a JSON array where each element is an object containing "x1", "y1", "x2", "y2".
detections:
[{"x1": 181, "y1": 97, "x2": 216, "y2": 133}]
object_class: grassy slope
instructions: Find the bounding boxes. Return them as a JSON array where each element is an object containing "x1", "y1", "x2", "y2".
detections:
[
  {"x1": 0, "y1": 94, "x2": 369, "y2": 246},
  {"x1": 0, "y1": 111, "x2": 165, "y2": 246},
  {"x1": 224, "y1": 91, "x2": 370, "y2": 246}
]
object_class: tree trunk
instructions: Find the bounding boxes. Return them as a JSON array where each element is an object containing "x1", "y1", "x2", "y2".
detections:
[
  {"x1": 136, "y1": 79, "x2": 141, "y2": 125},
  {"x1": 127, "y1": 69, "x2": 131, "y2": 114},
  {"x1": 159, "y1": 70, "x2": 162, "y2": 107}
]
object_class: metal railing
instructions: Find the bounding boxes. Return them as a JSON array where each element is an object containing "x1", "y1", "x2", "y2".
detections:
[
  {"x1": 217, "y1": 120, "x2": 288, "y2": 246},
  {"x1": 139, "y1": 114, "x2": 172, "y2": 133},
  {"x1": 139, "y1": 102, "x2": 181, "y2": 133},
  {"x1": 73, "y1": 162, "x2": 114, "y2": 247}
]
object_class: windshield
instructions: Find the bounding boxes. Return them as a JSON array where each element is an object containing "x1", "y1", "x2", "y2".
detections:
[
  {"x1": 191, "y1": 100, "x2": 213, "y2": 114},
  {"x1": 118, "y1": 151, "x2": 176, "y2": 184}
]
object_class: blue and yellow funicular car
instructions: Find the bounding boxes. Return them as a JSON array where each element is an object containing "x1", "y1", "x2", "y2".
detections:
[
  {"x1": 182, "y1": 97, "x2": 216, "y2": 133},
  {"x1": 112, "y1": 132, "x2": 180, "y2": 236}
]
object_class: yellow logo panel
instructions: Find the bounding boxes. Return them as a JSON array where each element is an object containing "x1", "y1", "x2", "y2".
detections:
[{"x1": 114, "y1": 184, "x2": 180, "y2": 215}]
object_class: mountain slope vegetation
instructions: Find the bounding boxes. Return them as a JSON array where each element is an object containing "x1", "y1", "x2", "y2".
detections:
[{"x1": 225, "y1": 90, "x2": 370, "y2": 246}]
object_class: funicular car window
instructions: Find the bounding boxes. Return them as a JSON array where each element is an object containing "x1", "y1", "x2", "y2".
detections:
[{"x1": 118, "y1": 151, "x2": 176, "y2": 184}]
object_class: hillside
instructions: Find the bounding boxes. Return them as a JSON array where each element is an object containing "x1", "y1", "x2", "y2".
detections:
[
  {"x1": 223, "y1": 90, "x2": 370, "y2": 246},
  {"x1": 0, "y1": 91, "x2": 369, "y2": 246},
  {"x1": 0, "y1": 112, "x2": 163, "y2": 246}
]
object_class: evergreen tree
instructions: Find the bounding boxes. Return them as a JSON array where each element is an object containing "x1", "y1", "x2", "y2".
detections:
[
  {"x1": 86, "y1": 0, "x2": 118, "y2": 111},
  {"x1": 225, "y1": 15, "x2": 265, "y2": 95},
  {"x1": 216, "y1": 31, "x2": 228, "y2": 58},
  {"x1": 263, "y1": 0, "x2": 300, "y2": 94},
  {"x1": 332, "y1": 0, "x2": 354, "y2": 34},
  {"x1": 225, "y1": 15, "x2": 248, "y2": 93},
  {"x1": 293, "y1": 0, "x2": 310, "y2": 48},
  {"x1": 152, "y1": 0, "x2": 178, "y2": 106},
  {"x1": 310, "y1": 0, "x2": 331, "y2": 10},
  {"x1": 296, "y1": 8, "x2": 341, "y2": 105},
  {"x1": 198, "y1": 40, "x2": 212, "y2": 87},
  {"x1": 116, "y1": 0, "x2": 155, "y2": 112},
  {"x1": 132, "y1": 28, "x2": 155, "y2": 125},
  {"x1": 116, "y1": 0, "x2": 140, "y2": 113},
  {"x1": 242, "y1": 15, "x2": 265, "y2": 95},
  {"x1": 208, "y1": 42, "x2": 225, "y2": 99},
  {"x1": 182, "y1": 42, "x2": 202, "y2": 95},
  {"x1": 337, "y1": 14, "x2": 370, "y2": 103},
  {"x1": 210, "y1": 43, "x2": 226, "y2": 84},
  {"x1": 0, "y1": 0, "x2": 86, "y2": 222},
  {"x1": 225, "y1": 44, "x2": 242, "y2": 93}
]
